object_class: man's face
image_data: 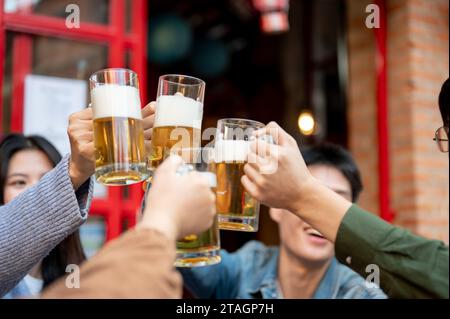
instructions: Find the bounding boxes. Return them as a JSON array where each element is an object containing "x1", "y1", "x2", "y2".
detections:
[{"x1": 271, "y1": 164, "x2": 353, "y2": 264}]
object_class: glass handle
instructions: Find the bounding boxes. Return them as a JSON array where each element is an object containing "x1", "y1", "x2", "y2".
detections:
[{"x1": 140, "y1": 179, "x2": 152, "y2": 216}]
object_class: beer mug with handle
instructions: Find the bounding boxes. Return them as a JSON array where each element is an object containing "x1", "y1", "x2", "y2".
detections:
[
  {"x1": 214, "y1": 118, "x2": 273, "y2": 232},
  {"x1": 140, "y1": 147, "x2": 221, "y2": 268},
  {"x1": 141, "y1": 73, "x2": 206, "y2": 220},
  {"x1": 148, "y1": 74, "x2": 205, "y2": 173},
  {"x1": 172, "y1": 147, "x2": 221, "y2": 267},
  {"x1": 90, "y1": 68, "x2": 148, "y2": 185}
]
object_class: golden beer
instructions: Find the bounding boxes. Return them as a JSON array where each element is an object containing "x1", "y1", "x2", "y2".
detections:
[
  {"x1": 214, "y1": 119, "x2": 265, "y2": 232},
  {"x1": 215, "y1": 161, "x2": 259, "y2": 231},
  {"x1": 94, "y1": 116, "x2": 147, "y2": 185},
  {"x1": 149, "y1": 125, "x2": 201, "y2": 169},
  {"x1": 173, "y1": 148, "x2": 221, "y2": 268},
  {"x1": 149, "y1": 93, "x2": 203, "y2": 171},
  {"x1": 90, "y1": 69, "x2": 148, "y2": 185},
  {"x1": 176, "y1": 208, "x2": 221, "y2": 267}
]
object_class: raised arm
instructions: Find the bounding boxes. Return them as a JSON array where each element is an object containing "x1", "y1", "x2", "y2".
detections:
[
  {"x1": 0, "y1": 155, "x2": 92, "y2": 296},
  {"x1": 242, "y1": 122, "x2": 449, "y2": 299},
  {"x1": 42, "y1": 155, "x2": 217, "y2": 298},
  {"x1": 0, "y1": 108, "x2": 95, "y2": 296}
]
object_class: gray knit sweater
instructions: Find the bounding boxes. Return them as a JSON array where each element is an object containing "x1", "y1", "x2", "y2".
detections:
[{"x1": 0, "y1": 155, "x2": 93, "y2": 297}]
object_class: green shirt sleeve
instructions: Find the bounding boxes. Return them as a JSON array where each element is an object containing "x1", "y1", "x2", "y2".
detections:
[{"x1": 335, "y1": 204, "x2": 449, "y2": 299}]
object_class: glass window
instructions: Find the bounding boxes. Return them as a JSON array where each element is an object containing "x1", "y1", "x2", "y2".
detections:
[
  {"x1": 4, "y1": 0, "x2": 109, "y2": 25},
  {"x1": 32, "y1": 36, "x2": 107, "y2": 79},
  {"x1": 1, "y1": 32, "x2": 108, "y2": 135}
]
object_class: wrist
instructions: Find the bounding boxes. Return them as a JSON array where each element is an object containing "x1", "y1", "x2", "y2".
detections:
[
  {"x1": 289, "y1": 176, "x2": 324, "y2": 216},
  {"x1": 289, "y1": 176, "x2": 352, "y2": 242},
  {"x1": 68, "y1": 159, "x2": 85, "y2": 190},
  {"x1": 139, "y1": 210, "x2": 179, "y2": 241}
]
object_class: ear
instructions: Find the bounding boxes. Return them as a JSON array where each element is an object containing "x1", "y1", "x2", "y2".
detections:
[{"x1": 269, "y1": 208, "x2": 282, "y2": 223}]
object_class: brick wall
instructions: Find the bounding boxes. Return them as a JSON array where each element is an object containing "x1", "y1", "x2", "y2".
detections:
[
  {"x1": 347, "y1": 0, "x2": 379, "y2": 214},
  {"x1": 347, "y1": 0, "x2": 449, "y2": 243}
]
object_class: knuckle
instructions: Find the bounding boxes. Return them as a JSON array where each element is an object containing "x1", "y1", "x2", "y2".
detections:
[{"x1": 67, "y1": 125, "x2": 75, "y2": 135}]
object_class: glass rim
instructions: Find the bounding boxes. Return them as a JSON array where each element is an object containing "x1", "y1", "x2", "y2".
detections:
[
  {"x1": 217, "y1": 118, "x2": 265, "y2": 128},
  {"x1": 159, "y1": 74, "x2": 205, "y2": 87},
  {"x1": 89, "y1": 68, "x2": 138, "y2": 83}
]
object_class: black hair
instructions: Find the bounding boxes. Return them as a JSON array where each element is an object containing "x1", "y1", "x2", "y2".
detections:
[
  {"x1": 302, "y1": 143, "x2": 363, "y2": 202},
  {"x1": 439, "y1": 78, "x2": 449, "y2": 129},
  {"x1": 0, "y1": 134, "x2": 86, "y2": 288}
]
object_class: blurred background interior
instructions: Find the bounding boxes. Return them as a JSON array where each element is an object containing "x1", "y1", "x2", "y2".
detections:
[{"x1": 0, "y1": 0, "x2": 448, "y2": 256}]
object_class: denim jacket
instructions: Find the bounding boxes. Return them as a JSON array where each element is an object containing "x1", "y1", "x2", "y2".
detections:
[
  {"x1": 2, "y1": 278, "x2": 34, "y2": 299},
  {"x1": 180, "y1": 241, "x2": 387, "y2": 299}
]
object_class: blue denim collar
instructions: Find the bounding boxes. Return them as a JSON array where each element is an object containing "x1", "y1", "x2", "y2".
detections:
[
  {"x1": 246, "y1": 249, "x2": 341, "y2": 299},
  {"x1": 312, "y1": 258, "x2": 340, "y2": 299},
  {"x1": 247, "y1": 248, "x2": 281, "y2": 299}
]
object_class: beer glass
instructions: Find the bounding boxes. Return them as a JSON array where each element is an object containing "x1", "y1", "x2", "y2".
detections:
[
  {"x1": 148, "y1": 74, "x2": 205, "y2": 172},
  {"x1": 172, "y1": 147, "x2": 221, "y2": 268},
  {"x1": 89, "y1": 68, "x2": 147, "y2": 185},
  {"x1": 214, "y1": 118, "x2": 265, "y2": 232}
]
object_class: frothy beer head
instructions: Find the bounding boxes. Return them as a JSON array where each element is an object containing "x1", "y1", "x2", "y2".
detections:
[
  {"x1": 91, "y1": 85, "x2": 142, "y2": 120},
  {"x1": 155, "y1": 95, "x2": 203, "y2": 129},
  {"x1": 214, "y1": 140, "x2": 250, "y2": 163}
]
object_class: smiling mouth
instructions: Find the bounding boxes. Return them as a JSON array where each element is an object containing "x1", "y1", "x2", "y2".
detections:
[{"x1": 305, "y1": 229, "x2": 325, "y2": 239}]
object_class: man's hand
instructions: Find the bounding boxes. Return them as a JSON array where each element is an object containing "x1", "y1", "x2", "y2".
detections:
[
  {"x1": 241, "y1": 121, "x2": 352, "y2": 242},
  {"x1": 139, "y1": 155, "x2": 216, "y2": 241},
  {"x1": 241, "y1": 121, "x2": 314, "y2": 212},
  {"x1": 67, "y1": 107, "x2": 95, "y2": 190}
]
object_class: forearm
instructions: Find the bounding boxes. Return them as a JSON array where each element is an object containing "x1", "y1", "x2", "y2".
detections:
[
  {"x1": 42, "y1": 228, "x2": 182, "y2": 298},
  {"x1": 0, "y1": 155, "x2": 92, "y2": 296},
  {"x1": 335, "y1": 205, "x2": 449, "y2": 299},
  {"x1": 291, "y1": 178, "x2": 352, "y2": 242}
]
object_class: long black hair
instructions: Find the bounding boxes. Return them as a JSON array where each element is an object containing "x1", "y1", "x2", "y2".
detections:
[{"x1": 0, "y1": 134, "x2": 86, "y2": 288}]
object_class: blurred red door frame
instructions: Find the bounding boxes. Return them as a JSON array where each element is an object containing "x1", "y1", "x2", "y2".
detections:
[
  {"x1": 0, "y1": 0, "x2": 148, "y2": 240},
  {"x1": 374, "y1": 0, "x2": 394, "y2": 222}
]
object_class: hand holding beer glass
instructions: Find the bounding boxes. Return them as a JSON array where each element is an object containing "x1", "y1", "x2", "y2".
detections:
[
  {"x1": 90, "y1": 68, "x2": 147, "y2": 185},
  {"x1": 214, "y1": 118, "x2": 271, "y2": 232},
  {"x1": 171, "y1": 147, "x2": 221, "y2": 267}
]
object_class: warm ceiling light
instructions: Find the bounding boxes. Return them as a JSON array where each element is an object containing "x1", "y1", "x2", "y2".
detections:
[{"x1": 298, "y1": 111, "x2": 315, "y2": 135}]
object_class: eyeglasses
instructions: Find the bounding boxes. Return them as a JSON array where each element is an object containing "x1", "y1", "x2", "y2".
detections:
[{"x1": 433, "y1": 126, "x2": 449, "y2": 153}]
